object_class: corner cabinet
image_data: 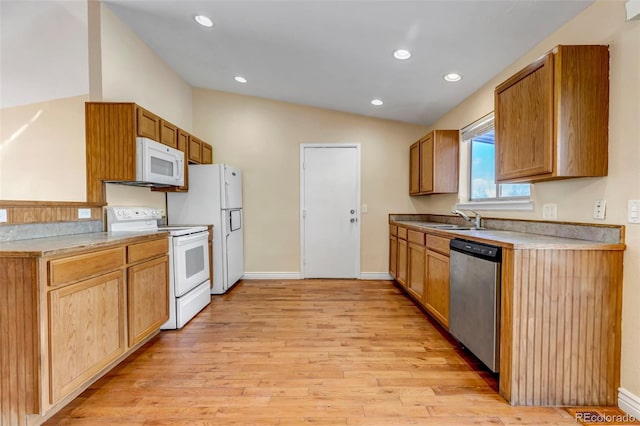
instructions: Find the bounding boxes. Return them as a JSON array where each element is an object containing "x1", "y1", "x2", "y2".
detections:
[
  {"x1": 409, "y1": 130, "x2": 459, "y2": 195},
  {"x1": 0, "y1": 234, "x2": 169, "y2": 425},
  {"x1": 495, "y1": 45, "x2": 609, "y2": 183}
]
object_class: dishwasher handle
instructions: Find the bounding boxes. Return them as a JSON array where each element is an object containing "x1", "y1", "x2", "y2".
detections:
[{"x1": 450, "y1": 238, "x2": 502, "y2": 263}]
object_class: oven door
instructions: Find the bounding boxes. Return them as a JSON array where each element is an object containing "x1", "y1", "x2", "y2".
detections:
[{"x1": 173, "y1": 232, "x2": 210, "y2": 297}]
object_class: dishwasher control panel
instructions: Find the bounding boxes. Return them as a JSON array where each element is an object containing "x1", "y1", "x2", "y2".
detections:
[{"x1": 450, "y1": 239, "x2": 501, "y2": 261}]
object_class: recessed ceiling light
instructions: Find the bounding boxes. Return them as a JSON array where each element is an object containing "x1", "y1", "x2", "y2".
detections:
[
  {"x1": 393, "y1": 49, "x2": 412, "y2": 60},
  {"x1": 371, "y1": 99, "x2": 384, "y2": 106},
  {"x1": 194, "y1": 15, "x2": 213, "y2": 28},
  {"x1": 234, "y1": 76, "x2": 247, "y2": 83},
  {"x1": 444, "y1": 73, "x2": 462, "y2": 82}
]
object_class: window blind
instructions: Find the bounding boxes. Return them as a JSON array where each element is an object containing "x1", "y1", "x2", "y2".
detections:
[{"x1": 460, "y1": 112, "x2": 494, "y2": 141}]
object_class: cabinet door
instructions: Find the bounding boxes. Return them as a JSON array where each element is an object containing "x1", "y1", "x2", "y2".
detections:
[
  {"x1": 425, "y1": 250, "x2": 450, "y2": 329},
  {"x1": 495, "y1": 53, "x2": 554, "y2": 181},
  {"x1": 419, "y1": 134, "x2": 434, "y2": 193},
  {"x1": 136, "y1": 106, "x2": 161, "y2": 141},
  {"x1": 407, "y1": 242, "x2": 425, "y2": 301},
  {"x1": 177, "y1": 130, "x2": 190, "y2": 191},
  {"x1": 409, "y1": 142, "x2": 420, "y2": 195},
  {"x1": 189, "y1": 136, "x2": 203, "y2": 164},
  {"x1": 389, "y1": 235, "x2": 398, "y2": 278},
  {"x1": 202, "y1": 143, "x2": 213, "y2": 164},
  {"x1": 127, "y1": 256, "x2": 169, "y2": 347},
  {"x1": 48, "y1": 271, "x2": 125, "y2": 404},
  {"x1": 396, "y1": 238, "x2": 408, "y2": 287},
  {"x1": 159, "y1": 120, "x2": 178, "y2": 148}
]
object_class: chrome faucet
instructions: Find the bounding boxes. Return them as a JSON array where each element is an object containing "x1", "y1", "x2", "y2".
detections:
[{"x1": 451, "y1": 209, "x2": 482, "y2": 229}]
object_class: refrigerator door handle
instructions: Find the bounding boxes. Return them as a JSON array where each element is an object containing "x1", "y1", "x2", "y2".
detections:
[
  {"x1": 224, "y1": 181, "x2": 230, "y2": 210},
  {"x1": 224, "y1": 211, "x2": 231, "y2": 237}
]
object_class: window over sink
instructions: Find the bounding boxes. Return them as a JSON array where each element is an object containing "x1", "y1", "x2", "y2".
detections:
[{"x1": 456, "y1": 113, "x2": 533, "y2": 211}]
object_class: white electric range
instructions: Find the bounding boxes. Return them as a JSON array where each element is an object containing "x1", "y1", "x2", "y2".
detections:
[{"x1": 106, "y1": 207, "x2": 211, "y2": 330}]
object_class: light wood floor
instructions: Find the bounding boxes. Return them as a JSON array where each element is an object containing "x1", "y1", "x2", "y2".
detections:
[{"x1": 45, "y1": 280, "x2": 628, "y2": 425}]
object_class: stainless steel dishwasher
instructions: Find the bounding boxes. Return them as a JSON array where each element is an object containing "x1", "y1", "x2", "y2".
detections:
[{"x1": 449, "y1": 238, "x2": 502, "y2": 372}]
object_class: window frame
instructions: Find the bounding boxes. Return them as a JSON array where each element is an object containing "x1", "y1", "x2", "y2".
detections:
[{"x1": 456, "y1": 112, "x2": 533, "y2": 212}]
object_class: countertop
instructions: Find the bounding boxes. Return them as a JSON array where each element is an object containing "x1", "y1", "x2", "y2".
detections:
[
  {"x1": 0, "y1": 231, "x2": 169, "y2": 257},
  {"x1": 391, "y1": 220, "x2": 626, "y2": 250}
]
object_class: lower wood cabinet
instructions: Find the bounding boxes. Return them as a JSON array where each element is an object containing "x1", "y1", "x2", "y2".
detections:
[
  {"x1": 389, "y1": 234, "x2": 397, "y2": 279},
  {"x1": 127, "y1": 256, "x2": 169, "y2": 346},
  {"x1": 424, "y1": 249, "x2": 449, "y2": 328},
  {"x1": 388, "y1": 221, "x2": 625, "y2": 407},
  {"x1": 407, "y1": 230, "x2": 426, "y2": 300},
  {"x1": 48, "y1": 271, "x2": 126, "y2": 404},
  {"x1": 0, "y1": 234, "x2": 169, "y2": 425},
  {"x1": 396, "y1": 237, "x2": 408, "y2": 287},
  {"x1": 390, "y1": 225, "x2": 450, "y2": 329}
]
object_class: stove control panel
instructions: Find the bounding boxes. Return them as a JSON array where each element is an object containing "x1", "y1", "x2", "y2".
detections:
[{"x1": 107, "y1": 207, "x2": 163, "y2": 222}]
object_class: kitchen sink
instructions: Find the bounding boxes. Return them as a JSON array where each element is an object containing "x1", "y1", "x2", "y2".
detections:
[{"x1": 421, "y1": 224, "x2": 484, "y2": 231}]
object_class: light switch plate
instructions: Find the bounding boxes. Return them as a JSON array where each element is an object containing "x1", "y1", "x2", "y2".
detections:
[
  {"x1": 628, "y1": 200, "x2": 640, "y2": 223},
  {"x1": 78, "y1": 208, "x2": 92, "y2": 219},
  {"x1": 593, "y1": 199, "x2": 606, "y2": 220},
  {"x1": 361, "y1": 204, "x2": 368, "y2": 214},
  {"x1": 542, "y1": 203, "x2": 557, "y2": 220},
  {"x1": 0, "y1": 209, "x2": 7, "y2": 223}
]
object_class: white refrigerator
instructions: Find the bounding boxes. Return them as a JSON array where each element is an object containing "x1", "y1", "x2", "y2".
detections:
[{"x1": 167, "y1": 164, "x2": 244, "y2": 294}]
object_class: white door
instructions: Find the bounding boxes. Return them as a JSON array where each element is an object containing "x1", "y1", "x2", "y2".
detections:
[{"x1": 301, "y1": 144, "x2": 360, "y2": 278}]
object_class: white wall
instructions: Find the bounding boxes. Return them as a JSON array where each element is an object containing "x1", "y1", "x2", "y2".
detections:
[
  {"x1": 412, "y1": 1, "x2": 640, "y2": 403},
  {"x1": 193, "y1": 89, "x2": 427, "y2": 273},
  {"x1": 0, "y1": 0, "x2": 89, "y2": 201},
  {"x1": 97, "y1": 3, "x2": 194, "y2": 208},
  {"x1": 0, "y1": 0, "x2": 89, "y2": 108}
]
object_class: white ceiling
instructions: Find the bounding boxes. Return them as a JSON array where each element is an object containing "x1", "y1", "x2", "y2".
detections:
[{"x1": 103, "y1": 0, "x2": 593, "y2": 126}]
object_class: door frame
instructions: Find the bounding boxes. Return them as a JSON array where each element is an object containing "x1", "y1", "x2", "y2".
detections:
[{"x1": 300, "y1": 143, "x2": 361, "y2": 279}]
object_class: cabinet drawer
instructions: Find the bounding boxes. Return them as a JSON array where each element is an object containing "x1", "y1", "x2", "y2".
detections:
[
  {"x1": 390, "y1": 225, "x2": 398, "y2": 236},
  {"x1": 127, "y1": 238, "x2": 168, "y2": 264},
  {"x1": 426, "y1": 234, "x2": 450, "y2": 256},
  {"x1": 408, "y1": 230, "x2": 425, "y2": 245},
  {"x1": 49, "y1": 247, "x2": 125, "y2": 287},
  {"x1": 397, "y1": 227, "x2": 408, "y2": 240}
]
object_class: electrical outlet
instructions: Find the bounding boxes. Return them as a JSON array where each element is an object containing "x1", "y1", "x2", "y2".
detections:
[
  {"x1": 629, "y1": 200, "x2": 640, "y2": 223},
  {"x1": 158, "y1": 208, "x2": 166, "y2": 217},
  {"x1": 593, "y1": 200, "x2": 606, "y2": 220},
  {"x1": 0, "y1": 209, "x2": 7, "y2": 223},
  {"x1": 542, "y1": 203, "x2": 557, "y2": 220},
  {"x1": 77, "y1": 208, "x2": 92, "y2": 219}
]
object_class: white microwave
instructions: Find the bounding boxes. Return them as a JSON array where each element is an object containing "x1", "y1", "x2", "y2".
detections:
[{"x1": 136, "y1": 137, "x2": 185, "y2": 186}]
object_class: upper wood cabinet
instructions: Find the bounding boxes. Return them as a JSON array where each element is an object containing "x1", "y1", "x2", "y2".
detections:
[
  {"x1": 189, "y1": 135, "x2": 203, "y2": 163},
  {"x1": 495, "y1": 45, "x2": 609, "y2": 183},
  {"x1": 202, "y1": 142, "x2": 213, "y2": 164},
  {"x1": 409, "y1": 130, "x2": 459, "y2": 195},
  {"x1": 409, "y1": 143, "x2": 420, "y2": 194},
  {"x1": 136, "y1": 107, "x2": 179, "y2": 150},
  {"x1": 86, "y1": 102, "x2": 212, "y2": 202},
  {"x1": 159, "y1": 120, "x2": 178, "y2": 149},
  {"x1": 187, "y1": 135, "x2": 214, "y2": 165},
  {"x1": 136, "y1": 106, "x2": 161, "y2": 140}
]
